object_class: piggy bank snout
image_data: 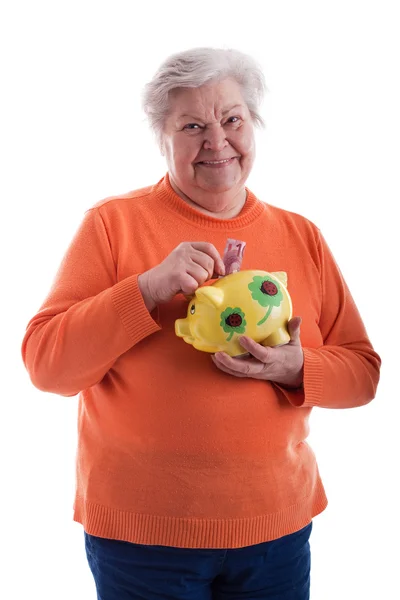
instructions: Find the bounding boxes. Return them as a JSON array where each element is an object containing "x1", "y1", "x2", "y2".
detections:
[{"x1": 175, "y1": 318, "x2": 190, "y2": 338}]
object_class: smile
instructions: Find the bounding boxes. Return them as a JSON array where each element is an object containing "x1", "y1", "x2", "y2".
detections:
[{"x1": 197, "y1": 157, "x2": 237, "y2": 167}]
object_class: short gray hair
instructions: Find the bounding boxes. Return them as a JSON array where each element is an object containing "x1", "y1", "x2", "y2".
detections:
[{"x1": 142, "y1": 47, "x2": 267, "y2": 148}]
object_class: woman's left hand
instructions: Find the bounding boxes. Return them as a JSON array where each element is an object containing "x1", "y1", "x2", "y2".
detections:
[{"x1": 211, "y1": 316, "x2": 304, "y2": 389}]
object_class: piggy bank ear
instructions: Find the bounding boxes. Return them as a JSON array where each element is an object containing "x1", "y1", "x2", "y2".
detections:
[
  {"x1": 270, "y1": 271, "x2": 288, "y2": 287},
  {"x1": 195, "y1": 286, "x2": 224, "y2": 308}
]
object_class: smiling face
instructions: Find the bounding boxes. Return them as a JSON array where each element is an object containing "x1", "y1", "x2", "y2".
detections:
[{"x1": 161, "y1": 78, "x2": 256, "y2": 217}]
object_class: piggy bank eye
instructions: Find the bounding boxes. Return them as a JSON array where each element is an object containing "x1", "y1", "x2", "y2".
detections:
[{"x1": 190, "y1": 304, "x2": 196, "y2": 315}]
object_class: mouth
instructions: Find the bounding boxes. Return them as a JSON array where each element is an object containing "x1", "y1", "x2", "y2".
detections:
[{"x1": 196, "y1": 157, "x2": 238, "y2": 168}]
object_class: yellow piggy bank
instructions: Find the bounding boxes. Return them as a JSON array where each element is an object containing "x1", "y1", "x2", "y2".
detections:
[{"x1": 175, "y1": 270, "x2": 292, "y2": 357}]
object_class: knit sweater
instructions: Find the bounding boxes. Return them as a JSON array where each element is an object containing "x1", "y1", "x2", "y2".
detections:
[{"x1": 22, "y1": 173, "x2": 381, "y2": 549}]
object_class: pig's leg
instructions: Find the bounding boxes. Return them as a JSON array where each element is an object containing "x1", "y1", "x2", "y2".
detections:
[{"x1": 261, "y1": 327, "x2": 290, "y2": 347}]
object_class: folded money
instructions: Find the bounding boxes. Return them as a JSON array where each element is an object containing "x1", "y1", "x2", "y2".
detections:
[{"x1": 222, "y1": 238, "x2": 246, "y2": 275}]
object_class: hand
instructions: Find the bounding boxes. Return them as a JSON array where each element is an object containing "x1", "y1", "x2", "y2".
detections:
[
  {"x1": 211, "y1": 317, "x2": 304, "y2": 389},
  {"x1": 138, "y1": 242, "x2": 225, "y2": 310}
]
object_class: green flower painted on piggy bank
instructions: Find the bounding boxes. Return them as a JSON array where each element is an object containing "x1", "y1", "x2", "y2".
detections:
[
  {"x1": 220, "y1": 307, "x2": 247, "y2": 341},
  {"x1": 248, "y1": 275, "x2": 284, "y2": 326}
]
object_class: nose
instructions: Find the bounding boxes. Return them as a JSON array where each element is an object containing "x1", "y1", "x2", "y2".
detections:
[
  {"x1": 175, "y1": 318, "x2": 191, "y2": 338},
  {"x1": 203, "y1": 124, "x2": 228, "y2": 152}
]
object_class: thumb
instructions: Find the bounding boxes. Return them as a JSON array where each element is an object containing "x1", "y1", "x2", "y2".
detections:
[{"x1": 288, "y1": 316, "x2": 302, "y2": 345}]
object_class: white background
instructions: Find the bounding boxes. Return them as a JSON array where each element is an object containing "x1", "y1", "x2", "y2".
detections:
[{"x1": 1, "y1": 1, "x2": 399, "y2": 598}]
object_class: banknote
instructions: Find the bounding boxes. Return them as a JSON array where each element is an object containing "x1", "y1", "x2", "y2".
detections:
[{"x1": 222, "y1": 238, "x2": 246, "y2": 275}]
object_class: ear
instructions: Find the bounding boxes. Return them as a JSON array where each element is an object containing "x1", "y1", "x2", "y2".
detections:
[
  {"x1": 195, "y1": 286, "x2": 224, "y2": 308},
  {"x1": 158, "y1": 133, "x2": 165, "y2": 156},
  {"x1": 270, "y1": 271, "x2": 288, "y2": 287}
]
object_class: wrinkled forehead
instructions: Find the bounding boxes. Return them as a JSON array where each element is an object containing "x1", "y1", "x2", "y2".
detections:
[{"x1": 167, "y1": 78, "x2": 248, "y2": 122}]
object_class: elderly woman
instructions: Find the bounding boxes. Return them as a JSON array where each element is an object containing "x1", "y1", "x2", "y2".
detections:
[{"x1": 22, "y1": 48, "x2": 381, "y2": 599}]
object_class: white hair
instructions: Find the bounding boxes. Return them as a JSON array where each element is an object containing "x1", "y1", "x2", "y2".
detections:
[{"x1": 142, "y1": 47, "x2": 267, "y2": 148}]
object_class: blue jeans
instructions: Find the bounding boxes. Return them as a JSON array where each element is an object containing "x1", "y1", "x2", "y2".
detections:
[{"x1": 84, "y1": 521, "x2": 312, "y2": 599}]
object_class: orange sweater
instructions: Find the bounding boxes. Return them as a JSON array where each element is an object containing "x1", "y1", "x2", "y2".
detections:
[{"x1": 22, "y1": 173, "x2": 381, "y2": 549}]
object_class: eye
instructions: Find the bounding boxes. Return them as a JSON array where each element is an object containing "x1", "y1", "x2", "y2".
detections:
[
  {"x1": 226, "y1": 116, "x2": 241, "y2": 125},
  {"x1": 190, "y1": 304, "x2": 196, "y2": 315},
  {"x1": 184, "y1": 123, "x2": 201, "y2": 130}
]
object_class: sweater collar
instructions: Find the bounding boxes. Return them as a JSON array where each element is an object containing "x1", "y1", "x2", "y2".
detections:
[{"x1": 153, "y1": 172, "x2": 265, "y2": 230}]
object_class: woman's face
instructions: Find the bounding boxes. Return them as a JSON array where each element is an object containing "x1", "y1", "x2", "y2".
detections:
[{"x1": 161, "y1": 78, "x2": 255, "y2": 215}]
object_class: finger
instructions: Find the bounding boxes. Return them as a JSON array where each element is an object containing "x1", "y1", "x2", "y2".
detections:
[
  {"x1": 213, "y1": 352, "x2": 265, "y2": 376},
  {"x1": 191, "y1": 242, "x2": 225, "y2": 276},
  {"x1": 288, "y1": 316, "x2": 302, "y2": 345},
  {"x1": 212, "y1": 354, "x2": 267, "y2": 379},
  {"x1": 211, "y1": 355, "x2": 249, "y2": 378},
  {"x1": 238, "y1": 336, "x2": 272, "y2": 363},
  {"x1": 186, "y1": 263, "x2": 212, "y2": 286},
  {"x1": 182, "y1": 293, "x2": 195, "y2": 301},
  {"x1": 190, "y1": 250, "x2": 216, "y2": 279},
  {"x1": 179, "y1": 273, "x2": 202, "y2": 295}
]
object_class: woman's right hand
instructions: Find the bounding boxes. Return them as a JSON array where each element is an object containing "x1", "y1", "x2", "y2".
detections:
[{"x1": 138, "y1": 242, "x2": 225, "y2": 310}]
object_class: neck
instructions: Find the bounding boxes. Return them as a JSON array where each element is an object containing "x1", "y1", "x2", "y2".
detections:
[{"x1": 169, "y1": 178, "x2": 247, "y2": 219}]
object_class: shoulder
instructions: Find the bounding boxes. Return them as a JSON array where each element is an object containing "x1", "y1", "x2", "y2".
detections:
[
  {"x1": 79, "y1": 180, "x2": 163, "y2": 239},
  {"x1": 264, "y1": 202, "x2": 321, "y2": 241},
  {"x1": 89, "y1": 183, "x2": 155, "y2": 212}
]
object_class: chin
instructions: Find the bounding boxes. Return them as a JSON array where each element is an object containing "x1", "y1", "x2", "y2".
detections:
[
  {"x1": 202, "y1": 180, "x2": 242, "y2": 195},
  {"x1": 201, "y1": 181, "x2": 233, "y2": 191}
]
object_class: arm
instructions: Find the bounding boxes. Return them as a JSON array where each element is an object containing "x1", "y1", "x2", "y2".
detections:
[
  {"x1": 212, "y1": 230, "x2": 381, "y2": 409},
  {"x1": 277, "y1": 230, "x2": 381, "y2": 408},
  {"x1": 21, "y1": 207, "x2": 161, "y2": 397}
]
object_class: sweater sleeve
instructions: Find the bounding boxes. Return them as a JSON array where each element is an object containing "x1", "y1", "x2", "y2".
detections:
[
  {"x1": 21, "y1": 207, "x2": 161, "y2": 397},
  {"x1": 276, "y1": 229, "x2": 381, "y2": 409}
]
